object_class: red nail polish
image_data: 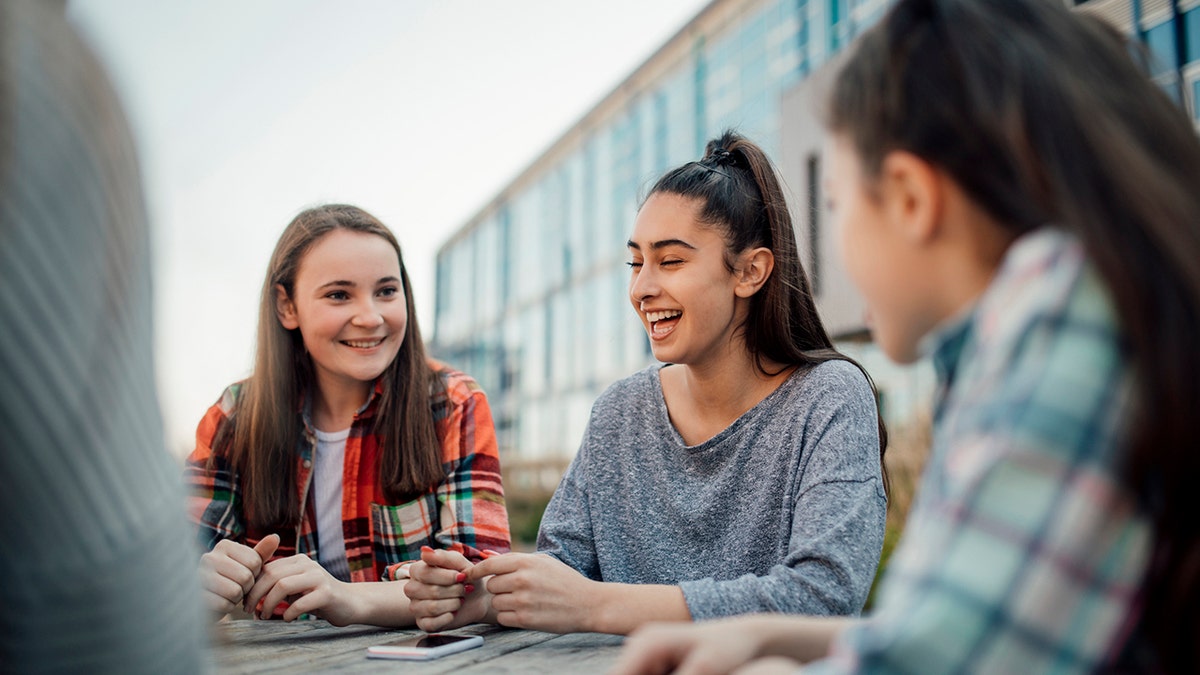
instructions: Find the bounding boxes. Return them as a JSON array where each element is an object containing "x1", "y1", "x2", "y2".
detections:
[
  {"x1": 421, "y1": 545, "x2": 433, "y2": 553},
  {"x1": 455, "y1": 572, "x2": 467, "y2": 583},
  {"x1": 464, "y1": 584, "x2": 475, "y2": 594}
]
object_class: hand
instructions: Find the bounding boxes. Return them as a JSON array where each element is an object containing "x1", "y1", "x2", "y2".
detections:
[
  {"x1": 734, "y1": 657, "x2": 805, "y2": 675},
  {"x1": 244, "y1": 554, "x2": 357, "y2": 625},
  {"x1": 198, "y1": 534, "x2": 279, "y2": 618},
  {"x1": 611, "y1": 620, "x2": 770, "y2": 675},
  {"x1": 403, "y1": 546, "x2": 490, "y2": 631},
  {"x1": 466, "y1": 552, "x2": 598, "y2": 632}
]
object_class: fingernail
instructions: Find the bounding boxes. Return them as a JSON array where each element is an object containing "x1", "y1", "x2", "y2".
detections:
[
  {"x1": 482, "y1": 549, "x2": 500, "y2": 558},
  {"x1": 421, "y1": 545, "x2": 433, "y2": 553},
  {"x1": 464, "y1": 584, "x2": 475, "y2": 594},
  {"x1": 455, "y1": 572, "x2": 467, "y2": 583}
]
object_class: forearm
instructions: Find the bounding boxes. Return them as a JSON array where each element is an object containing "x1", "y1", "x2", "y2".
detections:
[{"x1": 590, "y1": 583, "x2": 692, "y2": 635}]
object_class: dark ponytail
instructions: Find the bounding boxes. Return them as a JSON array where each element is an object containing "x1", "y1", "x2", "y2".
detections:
[{"x1": 828, "y1": 1, "x2": 1200, "y2": 669}]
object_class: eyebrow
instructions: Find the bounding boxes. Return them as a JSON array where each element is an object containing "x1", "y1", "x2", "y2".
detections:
[
  {"x1": 626, "y1": 239, "x2": 697, "y2": 251},
  {"x1": 316, "y1": 276, "x2": 400, "y2": 291}
]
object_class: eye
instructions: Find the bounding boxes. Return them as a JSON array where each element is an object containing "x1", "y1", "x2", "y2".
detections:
[
  {"x1": 325, "y1": 290, "x2": 350, "y2": 301},
  {"x1": 626, "y1": 261, "x2": 643, "y2": 269},
  {"x1": 378, "y1": 286, "x2": 400, "y2": 298},
  {"x1": 661, "y1": 259, "x2": 683, "y2": 267}
]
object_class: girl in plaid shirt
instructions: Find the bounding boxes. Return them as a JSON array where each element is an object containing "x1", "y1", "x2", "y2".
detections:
[
  {"x1": 615, "y1": 0, "x2": 1200, "y2": 673},
  {"x1": 186, "y1": 204, "x2": 510, "y2": 627}
]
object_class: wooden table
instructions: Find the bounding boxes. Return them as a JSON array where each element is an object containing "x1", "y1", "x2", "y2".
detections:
[{"x1": 211, "y1": 620, "x2": 625, "y2": 673}]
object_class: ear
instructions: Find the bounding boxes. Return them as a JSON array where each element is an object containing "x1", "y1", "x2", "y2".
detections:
[
  {"x1": 879, "y1": 151, "x2": 943, "y2": 244},
  {"x1": 275, "y1": 284, "x2": 299, "y2": 330},
  {"x1": 734, "y1": 247, "x2": 774, "y2": 298}
]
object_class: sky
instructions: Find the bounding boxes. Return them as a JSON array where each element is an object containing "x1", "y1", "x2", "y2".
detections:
[{"x1": 65, "y1": 0, "x2": 712, "y2": 457}]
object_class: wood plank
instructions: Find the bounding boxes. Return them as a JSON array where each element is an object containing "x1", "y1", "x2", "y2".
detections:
[{"x1": 209, "y1": 621, "x2": 609, "y2": 673}]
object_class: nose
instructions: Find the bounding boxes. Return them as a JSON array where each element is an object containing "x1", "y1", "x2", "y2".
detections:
[
  {"x1": 629, "y1": 264, "x2": 658, "y2": 306},
  {"x1": 351, "y1": 299, "x2": 384, "y2": 328}
]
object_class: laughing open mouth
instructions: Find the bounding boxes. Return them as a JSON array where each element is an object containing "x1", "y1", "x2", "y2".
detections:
[{"x1": 645, "y1": 310, "x2": 681, "y2": 336}]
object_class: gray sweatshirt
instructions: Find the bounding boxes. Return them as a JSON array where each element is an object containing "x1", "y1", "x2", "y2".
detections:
[{"x1": 536, "y1": 359, "x2": 886, "y2": 620}]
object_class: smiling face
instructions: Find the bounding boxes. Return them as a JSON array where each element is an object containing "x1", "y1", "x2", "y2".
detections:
[
  {"x1": 276, "y1": 228, "x2": 407, "y2": 405},
  {"x1": 628, "y1": 192, "x2": 748, "y2": 367}
]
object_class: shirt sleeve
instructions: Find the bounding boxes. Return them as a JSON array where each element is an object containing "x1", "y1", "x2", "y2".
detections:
[
  {"x1": 386, "y1": 376, "x2": 510, "y2": 579},
  {"x1": 183, "y1": 390, "x2": 246, "y2": 551},
  {"x1": 679, "y1": 367, "x2": 887, "y2": 619}
]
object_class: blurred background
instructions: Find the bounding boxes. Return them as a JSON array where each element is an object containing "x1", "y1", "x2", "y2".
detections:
[{"x1": 67, "y1": 0, "x2": 1200, "y2": 560}]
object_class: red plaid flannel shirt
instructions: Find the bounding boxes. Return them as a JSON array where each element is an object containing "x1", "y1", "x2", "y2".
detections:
[{"x1": 186, "y1": 360, "x2": 510, "y2": 582}]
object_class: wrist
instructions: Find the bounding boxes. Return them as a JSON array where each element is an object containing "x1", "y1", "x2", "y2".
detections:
[{"x1": 581, "y1": 579, "x2": 610, "y2": 633}]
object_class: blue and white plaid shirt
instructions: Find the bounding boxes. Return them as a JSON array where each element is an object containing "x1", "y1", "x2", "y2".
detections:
[{"x1": 808, "y1": 228, "x2": 1153, "y2": 673}]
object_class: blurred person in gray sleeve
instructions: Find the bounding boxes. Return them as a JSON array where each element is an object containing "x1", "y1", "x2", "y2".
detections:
[{"x1": 0, "y1": 1, "x2": 206, "y2": 672}]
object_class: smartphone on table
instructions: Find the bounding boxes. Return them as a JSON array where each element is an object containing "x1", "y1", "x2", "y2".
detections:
[{"x1": 366, "y1": 633, "x2": 484, "y2": 661}]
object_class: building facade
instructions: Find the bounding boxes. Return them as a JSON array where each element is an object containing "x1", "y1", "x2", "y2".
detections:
[{"x1": 432, "y1": 0, "x2": 1200, "y2": 463}]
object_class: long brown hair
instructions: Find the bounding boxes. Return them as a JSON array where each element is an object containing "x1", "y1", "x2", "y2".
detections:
[
  {"x1": 827, "y1": 0, "x2": 1200, "y2": 669},
  {"x1": 216, "y1": 204, "x2": 445, "y2": 530},
  {"x1": 645, "y1": 130, "x2": 889, "y2": 487}
]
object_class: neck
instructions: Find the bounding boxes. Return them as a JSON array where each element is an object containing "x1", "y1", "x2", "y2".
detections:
[
  {"x1": 311, "y1": 376, "x2": 371, "y2": 432},
  {"x1": 675, "y1": 339, "x2": 792, "y2": 419}
]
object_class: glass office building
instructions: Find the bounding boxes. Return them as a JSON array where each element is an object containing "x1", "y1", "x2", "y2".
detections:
[{"x1": 433, "y1": 0, "x2": 1200, "y2": 462}]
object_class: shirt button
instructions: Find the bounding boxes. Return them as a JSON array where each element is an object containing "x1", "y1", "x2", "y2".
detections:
[{"x1": 303, "y1": 459, "x2": 312, "y2": 468}]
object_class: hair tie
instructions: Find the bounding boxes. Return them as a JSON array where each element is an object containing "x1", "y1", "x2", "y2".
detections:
[{"x1": 711, "y1": 148, "x2": 732, "y2": 163}]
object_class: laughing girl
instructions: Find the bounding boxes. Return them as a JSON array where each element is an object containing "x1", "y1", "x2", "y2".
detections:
[{"x1": 405, "y1": 132, "x2": 888, "y2": 635}]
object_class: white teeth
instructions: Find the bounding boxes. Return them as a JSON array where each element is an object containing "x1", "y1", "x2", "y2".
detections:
[
  {"x1": 344, "y1": 338, "x2": 384, "y2": 348},
  {"x1": 646, "y1": 310, "x2": 682, "y2": 323}
]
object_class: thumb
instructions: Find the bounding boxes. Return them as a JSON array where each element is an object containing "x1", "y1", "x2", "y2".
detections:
[{"x1": 253, "y1": 533, "x2": 281, "y2": 563}]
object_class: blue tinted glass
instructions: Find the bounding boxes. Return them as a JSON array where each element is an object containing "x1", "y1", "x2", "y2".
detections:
[
  {"x1": 1145, "y1": 21, "x2": 1178, "y2": 76},
  {"x1": 1186, "y1": 7, "x2": 1200, "y2": 64}
]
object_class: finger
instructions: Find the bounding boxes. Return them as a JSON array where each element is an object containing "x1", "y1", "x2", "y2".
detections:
[
  {"x1": 253, "y1": 533, "x2": 281, "y2": 565},
  {"x1": 280, "y1": 588, "x2": 326, "y2": 622},
  {"x1": 419, "y1": 545, "x2": 473, "y2": 572},
  {"x1": 495, "y1": 609, "x2": 525, "y2": 629},
  {"x1": 416, "y1": 611, "x2": 456, "y2": 633},
  {"x1": 403, "y1": 579, "x2": 468, "y2": 601},
  {"x1": 260, "y1": 574, "x2": 306, "y2": 620},
  {"x1": 203, "y1": 569, "x2": 249, "y2": 606},
  {"x1": 409, "y1": 560, "x2": 472, "y2": 587},
  {"x1": 244, "y1": 555, "x2": 306, "y2": 612},
  {"x1": 200, "y1": 553, "x2": 256, "y2": 599},
  {"x1": 202, "y1": 588, "x2": 237, "y2": 616},
  {"x1": 412, "y1": 597, "x2": 464, "y2": 619},
  {"x1": 611, "y1": 637, "x2": 680, "y2": 675},
  {"x1": 465, "y1": 552, "x2": 527, "y2": 581},
  {"x1": 212, "y1": 539, "x2": 267, "y2": 573}
]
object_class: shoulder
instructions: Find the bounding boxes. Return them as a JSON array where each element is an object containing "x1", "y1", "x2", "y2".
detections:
[
  {"x1": 214, "y1": 381, "x2": 246, "y2": 415},
  {"x1": 427, "y1": 359, "x2": 487, "y2": 413},
  {"x1": 788, "y1": 359, "x2": 875, "y2": 410},
  {"x1": 976, "y1": 228, "x2": 1117, "y2": 351},
  {"x1": 189, "y1": 381, "x2": 246, "y2": 463}
]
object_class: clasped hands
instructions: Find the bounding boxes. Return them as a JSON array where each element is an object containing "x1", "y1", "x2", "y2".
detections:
[
  {"x1": 403, "y1": 546, "x2": 599, "y2": 633},
  {"x1": 198, "y1": 533, "x2": 360, "y2": 625}
]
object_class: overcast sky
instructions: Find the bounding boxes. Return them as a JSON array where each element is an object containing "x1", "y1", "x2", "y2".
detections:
[{"x1": 66, "y1": 0, "x2": 711, "y2": 456}]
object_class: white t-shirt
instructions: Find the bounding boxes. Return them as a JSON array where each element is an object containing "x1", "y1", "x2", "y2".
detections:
[{"x1": 313, "y1": 427, "x2": 351, "y2": 582}]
